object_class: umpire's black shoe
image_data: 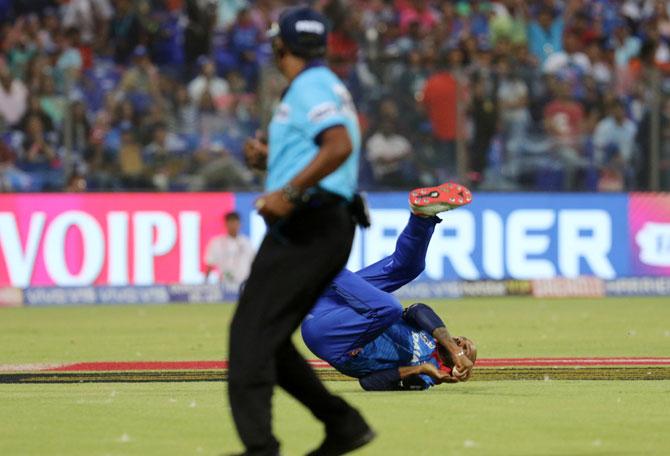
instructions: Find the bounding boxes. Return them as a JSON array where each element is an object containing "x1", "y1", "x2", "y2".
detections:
[{"x1": 306, "y1": 410, "x2": 376, "y2": 456}]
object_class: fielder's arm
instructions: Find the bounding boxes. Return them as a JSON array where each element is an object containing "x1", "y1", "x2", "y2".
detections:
[
  {"x1": 359, "y1": 364, "x2": 453, "y2": 391},
  {"x1": 402, "y1": 303, "x2": 473, "y2": 380}
]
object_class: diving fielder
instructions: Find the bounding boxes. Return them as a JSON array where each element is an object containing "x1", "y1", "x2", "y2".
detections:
[{"x1": 302, "y1": 182, "x2": 477, "y2": 390}]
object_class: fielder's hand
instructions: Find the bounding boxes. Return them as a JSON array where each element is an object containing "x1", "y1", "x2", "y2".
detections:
[
  {"x1": 451, "y1": 351, "x2": 474, "y2": 381},
  {"x1": 420, "y1": 363, "x2": 458, "y2": 384}
]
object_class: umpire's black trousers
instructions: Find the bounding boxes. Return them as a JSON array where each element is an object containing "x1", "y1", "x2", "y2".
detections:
[{"x1": 228, "y1": 202, "x2": 357, "y2": 456}]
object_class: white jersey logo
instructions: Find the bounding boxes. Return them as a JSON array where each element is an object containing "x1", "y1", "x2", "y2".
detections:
[
  {"x1": 274, "y1": 103, "x2": 290, "y2": 123},
  {"x1": 411, "y1": 332, "x2": 421, "y2": 364},
  {"x1": 308, "y1": 102, "x2": 338, "y2": 124}
]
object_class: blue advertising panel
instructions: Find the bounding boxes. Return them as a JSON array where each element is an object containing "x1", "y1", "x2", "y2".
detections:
[{"x1": 235, "y1": 193, "x2": 631, "y2": 281}]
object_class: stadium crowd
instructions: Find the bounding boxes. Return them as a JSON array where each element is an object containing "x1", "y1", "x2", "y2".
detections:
[{"x1": 1, "y1": 0, "x2": 669, "y2": 192}]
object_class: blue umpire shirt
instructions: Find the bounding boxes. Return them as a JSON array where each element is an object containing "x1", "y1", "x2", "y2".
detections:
[{"x1": 266, "y1": 64, "x2": 360, "y2": 200}]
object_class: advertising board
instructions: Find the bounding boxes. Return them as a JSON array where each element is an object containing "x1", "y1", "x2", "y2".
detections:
[
  {"x1": 629, "y1": 193, "x2": 670, "y2": 277},
  {"x1": 0, "y1": 193, "x2": 234, "y2": 287},
  {"x1": 1, "y1": 192, "x2": 665, "y2": 289},
  {"x1": 240, "y1": 193, "x2": 631, "y2": 281}
]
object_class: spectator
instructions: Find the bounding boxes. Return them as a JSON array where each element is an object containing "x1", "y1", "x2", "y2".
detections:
[
  {"x1": 527, "y1": 6, "x2": 564, "y2": 65},
  {"x1": 139, "y1": 102, "x2": 172, "y2": 144},
  {"x1": 469, "y1": 72, "x2": 498, "y2": 182},
  {"x1": 489, "y1": 0, "x2": 528, "y2": 47},
  {"x1": 117, "y1": 122, "x2": 148, "y2": 189},
  {"x1": 543, "y1": 80, "x2": 588, "y2": 189},
  {"x1": 657, "y1": 2, "x2": 670, "y2": 40},
  {"x1": 144, "y1": 122, "x2": 187, "y2": 158},
  {"x1": 38, "y1": 73, "x2": 67, "y2": 126},
  {"x1": 143, "y1": 122, "x2": 188, "y2": 190},
  {"x1": 543, "y1": 31, "x2": 592, "y2": 99},
  {"x1": 0, "y1": 59, "x2": 29, "y2": 128},
  {"x1": 0, "y1": 141, "x2": 31, "y2": 192},
  {"x1": 215, "y1": 0, "x2": 248, "y2": 31},
  {"x1": 116, "y1": 46, "x2": 160, "y2": 113},
  {"x1": 65, "y1": 171, "x2": 88, "y2": 192},
  {"x1": 146, "y1": 6, "x2": 184, "y2": 68},
  {"x1": 203, "y1": 211, "x2": 255, "y2": 291},
  {"x1": 391, "y1": 47, "x2": 429, "y2": 131},
  {"x1": 569, "y1": 10, "x2": 601, "y2": 48},
  {"x1": 188, "y1": 56, "x2": 230, "y2": 106},
  {"x1": 113, "y1": 99, "x2": 139, "y2": 132},
  {"x1": 61, "y1": 0, "x2": 113, "y2": 46},
  {"x1": 85, "y1": 112, "x2": 117, "y2": 189},
  {"x1": 497, "y1": 57, "x2": 530, "y2": 139},
  {"x1": 173, "y1": 85, "x2": 199, "y2": 135},
  {"x1": 0, "y1": 142, "x2": 15, "y2": 191},
  {"x1": 390, "y1": 19, "x2": 422, "y2": 57},
  {"x1": 109, "y1": 0, "x2": 141, "y2": 64},
  {"x1": 585, "y1": 41, "x2": 613, "y2": 86},
  {"x1": 36, "y1": 8, "x2": 60, "y2": 53},
  {"x1": 421, "y1": 57, "x2": 460, "y2": 178},
  {"x1": 15, "y1": 114, "x2": 62, "y2": 189},
  {"x1": 365, "y1": 100, "x2": 413, "y2": 188},
  {"x1": 63, "y1": 100, "x2": 91, "y2": 158},
  {"x1": 398, "y1": 0, "x2": 438, "y2": 36},
  {"x1": 184, "y1": 0, "x2": 217, "y2": 66},
  {"x1": 194, "y1": 90, "x2": 229, "y2": 143},
  {"x1": 19, "y1": 94, "x2": 55, "y2": 135},
  {"x1": 54, "y1": 27, "x2": 84, "y2": 91},
  {"x1": 544, "y1": 80, "x2": 585, "y2": 145},
  {"x1": 229, "y1": 7, "x2": 262, "y2": 91},
  {"x1": 4, "y1": 17, "x2": 36, "y2": 80},
  {"x1": 24, "y1": 53, "x2": 51, "y2": 94},
  {"x1": 593, "y1": 99, "x2": 637, "y2": 190},
  {"x1": 613, "y1": 22, "x2": 641, "y2": 69}
]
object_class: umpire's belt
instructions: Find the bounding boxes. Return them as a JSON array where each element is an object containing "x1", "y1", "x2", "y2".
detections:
[
  {"x1": 300, "y1": 189, "x2": 370, "y2": 228},
  {"x1": 300, "y1": 188, "x2": 347, "y2": 209}
]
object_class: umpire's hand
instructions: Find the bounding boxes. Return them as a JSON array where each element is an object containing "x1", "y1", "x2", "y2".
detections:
[
  {"x1": 255, "y1": 191, "x2": 295, "y2": 224},
  {"x1": 244, "y1": 133, "x2": 268, "y2": 171}
]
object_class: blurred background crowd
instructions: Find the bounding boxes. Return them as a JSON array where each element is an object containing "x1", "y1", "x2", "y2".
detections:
[{"x1": 1, "y1": 0, "x2": 670, "y2": 193}]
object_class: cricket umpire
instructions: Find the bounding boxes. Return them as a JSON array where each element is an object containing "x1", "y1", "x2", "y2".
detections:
[{"x1": 228, "y1": 6, "x2": 374, "y2": 456}]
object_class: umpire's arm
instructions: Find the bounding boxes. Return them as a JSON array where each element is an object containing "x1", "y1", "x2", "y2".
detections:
[
  {"x1": 289, "y1": 125, "x2": 352, "y2": 190},
  {"x1": 255, "y1": 125, "x2": 352, "y2": 222}
]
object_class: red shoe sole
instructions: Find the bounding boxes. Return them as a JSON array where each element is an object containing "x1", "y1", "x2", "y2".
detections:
[{"x1": 409, "y1": 182, "x2": 473, "y2": 211}]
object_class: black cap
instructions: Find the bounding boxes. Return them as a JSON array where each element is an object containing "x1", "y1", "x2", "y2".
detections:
[{"x1": 269, "y1": 6, "x2": 328, "y2": 60}]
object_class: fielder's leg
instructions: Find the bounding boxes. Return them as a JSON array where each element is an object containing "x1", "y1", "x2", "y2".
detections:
[
  {"x1": 302, "y1": 270, "x2": 403, "y2": 366},
  {"x1": 356, "y1": 182, "x2": 472, "y2": 292}
]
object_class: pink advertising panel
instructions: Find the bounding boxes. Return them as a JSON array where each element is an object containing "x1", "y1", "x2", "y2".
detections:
[
  {"x1": 0, "y1": 193, "x2": 235, "y2": 287},
  {"x1": 629, "y1": 193, "x2": 670, "y2": 277}
]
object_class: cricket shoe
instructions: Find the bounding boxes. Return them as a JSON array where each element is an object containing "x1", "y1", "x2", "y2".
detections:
[{"x1": 409, "y1": 182, "x2": 472, "y2": 217}]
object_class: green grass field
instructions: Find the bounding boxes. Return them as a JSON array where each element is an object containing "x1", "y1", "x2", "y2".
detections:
[{"x1": 1, "y1": 297, "x2": 669, "y2": 455}]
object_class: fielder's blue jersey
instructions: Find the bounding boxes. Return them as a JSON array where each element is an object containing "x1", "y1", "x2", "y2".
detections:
[
  {"x1": 265, "y1": 65, "x2": 360, "y2": 200},
  {"x1": 337, "y1": 320, "x2": 440, "y2": 387}
]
